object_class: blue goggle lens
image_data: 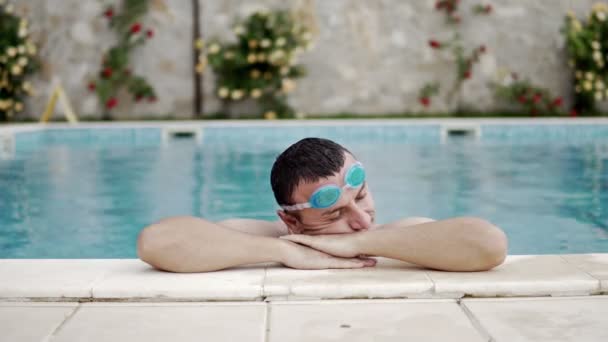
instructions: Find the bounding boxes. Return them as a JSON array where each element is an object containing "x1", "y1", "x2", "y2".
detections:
[
  {"x1": 345, "y1": 164, "x2": 365, "y2": 187},
  {"x1": 310, "y1": 186, "x2": 341, "y2": 209}
]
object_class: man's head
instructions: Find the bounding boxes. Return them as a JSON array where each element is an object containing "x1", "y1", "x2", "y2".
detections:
[{"x1": 270, "y1": 137, "x2": 376, "y2": 235}]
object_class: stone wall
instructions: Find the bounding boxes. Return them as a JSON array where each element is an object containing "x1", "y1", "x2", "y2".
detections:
[{"x1": 13, "y1": 0, "x2": 595, "y2": 119}]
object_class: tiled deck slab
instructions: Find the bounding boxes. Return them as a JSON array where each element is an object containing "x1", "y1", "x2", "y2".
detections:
[
  {"x1": 462, "y1": 296, "x2": 608, "y2": 342},
  {"x1": 0, "y1": 254, "x2": 607, "y2": 301},
  {"x1": 2, "y1": 298, "x2": 608, "y2": 342}
]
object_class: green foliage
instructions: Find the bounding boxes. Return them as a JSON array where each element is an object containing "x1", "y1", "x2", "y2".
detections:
[
  {"x1": 0, "y1": 1, "x2": 39, "y2": 121},
  {"x1": 206, "y1": 10, "x2": 312, "y2": 118},
  {"x1": 88, "y1": 0, "x2": 156, "y2": 114},
  {"x1": 563, "y1": 4, "x2": 608, "y2": 113},
  {"x1": 492, "y1": 73, "x2": 565, "y2": 116}
]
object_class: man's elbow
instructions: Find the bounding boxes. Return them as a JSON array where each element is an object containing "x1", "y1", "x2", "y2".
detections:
[
  {"x1": 463, "y1": 217, "x2": 508, "y2": 271},
  {"x1": 137, "y1": 224, "x2": 176, "y2": 272}
]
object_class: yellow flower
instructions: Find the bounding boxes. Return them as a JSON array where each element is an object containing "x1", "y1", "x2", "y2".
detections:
[
  {"x1": 233, "y1": 26, "x2": 245, "y2": 35},
  {"x1": 281, "y1": 78, "x2": 296, "y2": 93},
  {"x1": 592, "y1": 41, "x2": 601, "y2": 50},
  {"x1": 295, "y1": 112, "x2": 306, "y2": 119},
  {"x1": 583, "y1": 80, "x2": 593, "y2": 91},
  {"x1": 18, "y1": 57, "x2": 28, "y2": 67},
  {"x1": 572, "y1": 20, "x2": 582, "y2": 31},
  {"x1": 586, "y1": 71, "x2": 594, "y2": 80},
  {"x1": 17, "y1": 45, "x2": 25, "y2": 54},
  {"x1": 195, "y1": 38, "x2": 205, "y2": 50},
  {"x1": 597, "y1": 11, "x2": 607, "y2": 21},
  {"x1": 250, "y1": 69, "x2": 261, "y2": 79},
  {"x1": 593, "y1": 51, "x2": 603, "y2": 62},
  {"x1": 18, "y1": 27, "x2": 27, "y2": 38},
  {"x1": 575, "y1": 71, "x2": 583, "y2": 79},
  {"x1": 22, "y1": 81, "x2": 33, "y2": 93},
  {"x1": 280, "y1": 66, "x2": 289, "y2": 75},
  {"x1": 260, "y1": 39, "x2": 271, "y2": 48},
  {"x1": 11, "y1": 65, "x2": 22, "y2": 76},
  {"x1": 26, "y1": 42, "x2": 36, "y2": 55},
  {"x1": 230, "y1": 89, "x2": 244, "y2": 100},
  {"x1": 14, "y1": 102, "x2": 23, "y2": 112},
  {"x1": 223, "y1": 51, "x2": 234, "y2": 59},
  {"x1": 247, "y1": 54, "x2": 257, "y2": 63},
  {"x1": 575, "y1": 85, "x2": 581, "y2": 93},
  {"x1": 566, "y1": 10, "x2": 576, "y2": 19},
  {"x1": 250, "y1": 89, "x2": 262, "y2": 98},
  {"x1": 256, "y1": 53, "x2": 266, "y2": 62},
  {"x1": 5, "y1": 4, "x2": 13, "y2": 14},
  {"x1": 276, "y1": 37, "x2": 286, "y2": 47},
  {"x1": 302, "y1": 32, "x2": 312, "y2": 41},
  {"x1": 596, "y1": 80, "x2": 605, "y2": 89},
  {"x1": 248, "y1": 40, "x2": 258, "y2": 49},
  {"x1": 7, "y1": 47, "x2": 16, "y2": 57},
  {"x1": 195, "y1": 61, "x2": 206, "y2": 74},
  {"x1": 264, "y1": 111, "x2": 277, "y2": 120},
  {"x1": 208, "y1": 43, "x2": 220, "y2": 54},
  {"x1": 218, "y1": 87, "x2": 229, "y2": 98},
  {"x1": 595, "y1": 91, "x2": 603, "y2": 101}
]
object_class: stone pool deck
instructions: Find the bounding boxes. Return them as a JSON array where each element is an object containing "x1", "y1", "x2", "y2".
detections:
[{"x1": 1, "y1": 254, "x2": 607, "y2": 341}]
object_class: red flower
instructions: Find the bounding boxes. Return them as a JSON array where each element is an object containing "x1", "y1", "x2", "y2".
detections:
[
  {"x1": 451, "y1": 14, "x2": 461, "y2": 23},
  {"x1": 87, "y1": 82, "x2": 96, "y2": 92},
  {"x1": 570, "y1": 109, "x2": 578, "y2": 117},
  {"x1": 148, "y1": 96, "x2": 157, "y2": 103},
  {"x1": 135, "y1": 95, "x2": 143, "y2": 102},
  {"x1": 146, "y1": 29, "x2": 154, "y2": 38},
  {"x1": 464, "y1": 70, "x2": 472, "y2": 79},
  {"x1": 533, "y1": 93, "x2": 542, "y2": 104},
  {"x1": 104, "y1": 7, "x2": 113, "y2": 19},
  {"x1": 123, "y1": 68, "x2": 131, "y2": 76},
  {"x1": 106, "y1": 97, "x2": 118, "y2": 109},
  {"x1": 102, "y1": 67, "x2": 112, "y2": 78},
  {"x1": 479, "y1": 45, "x2": 486, "y2": 53},
  {"x1": 130, "y1": 23, "x2": 142, "y2": 34},
  {"x1": 518, "y1": 95, "x2": 527, "y2": 104},
  {"x1": 419, "y1": 97, "x2": 431, "y2": 107},
  {"x1": 435, "y1": 1, "x2": 444, "y2": 10},
  {"x1": 485, "y1": 4, "x2": 492, "y2": 14},
  {"x1": 429, "y1": 40, "x2": 442, "y2": 49},
  {"x1": 552, "y1": 97, "x2": 563, "y2": 107}
]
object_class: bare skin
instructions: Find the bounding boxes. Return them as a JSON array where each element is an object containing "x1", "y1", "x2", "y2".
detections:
[{"x1": 137, "y1": 153, "x2": 508, "y2": 273}]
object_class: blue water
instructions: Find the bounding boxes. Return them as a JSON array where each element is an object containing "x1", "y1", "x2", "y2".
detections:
[{"x1": 1, "y1": 125, "x2": 607, "y2": 258}]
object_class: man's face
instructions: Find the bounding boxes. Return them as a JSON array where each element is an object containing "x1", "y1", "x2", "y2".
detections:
[{"x1": 278, "y1": 153, "x2": 377, "y2": 235}]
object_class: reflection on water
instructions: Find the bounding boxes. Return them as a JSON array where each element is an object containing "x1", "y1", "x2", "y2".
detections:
[{"x1": 0, "y1": 136, "x2": 606, "y2": 257}]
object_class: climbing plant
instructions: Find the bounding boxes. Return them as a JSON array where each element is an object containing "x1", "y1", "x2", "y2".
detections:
[{"x1": 88, "y1": 0, "x2": 156, "y2": 118}]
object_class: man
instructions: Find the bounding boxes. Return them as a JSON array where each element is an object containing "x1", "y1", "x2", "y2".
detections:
[{"x1": 137, "y1": 138, "x2": 507, "y2": 273}]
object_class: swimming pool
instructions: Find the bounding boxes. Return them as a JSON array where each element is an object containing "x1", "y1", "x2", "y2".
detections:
[{"x1": 1, "y1": 120, "x2": 607, "y2": 258}]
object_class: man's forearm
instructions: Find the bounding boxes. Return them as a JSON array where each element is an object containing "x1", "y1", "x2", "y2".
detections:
[
  {"x1": 137, "y1": 216, "x2": 283, "y2": 272},
  {"x1": 357, "y1": 217, "x2": 508, "y2": 271}
]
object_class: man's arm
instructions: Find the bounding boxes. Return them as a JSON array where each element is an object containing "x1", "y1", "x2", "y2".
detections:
[
  {"x1": 281, "y1": 217, "x2": 508, "y2": 272},
  {"x1": 137, "y1": 216, "x2": 375, "y2": 273}
]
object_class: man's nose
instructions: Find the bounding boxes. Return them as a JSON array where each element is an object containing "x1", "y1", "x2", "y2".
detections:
[{"x1": 346, "y1": 202, "x2": 372, "y2": 231}]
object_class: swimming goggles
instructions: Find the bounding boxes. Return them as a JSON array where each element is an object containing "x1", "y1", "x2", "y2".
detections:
[{"x1": 280, "y1": 162, "x2": 366, "y2": 211}]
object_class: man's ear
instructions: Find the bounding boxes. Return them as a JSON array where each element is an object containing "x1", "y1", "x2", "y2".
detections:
[{"x1": 277, "y1": 210, "x2": 302, "y2": 234}]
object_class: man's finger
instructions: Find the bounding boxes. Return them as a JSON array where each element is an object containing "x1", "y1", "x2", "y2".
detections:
[{"x1": 326, "y1": 257, "x2": 367, "y2": 269}]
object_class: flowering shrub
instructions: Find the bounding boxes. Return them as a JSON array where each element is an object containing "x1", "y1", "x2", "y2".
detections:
[
  {"x1": 492, "y1": 71, "x2": 567, "y2": 116},
  {"x1": 419, "y1": 1, "x2": 491, "y2": 109},
  {"x1": 564, "y1": 3, "x2": 608, "y2": 113},
  {"x1": 206, "y1": 10, "x2": 312, "y2": 118},
  {"x1": 88, "y1": 0, "x2": 156, "y2": 117},
  {"x1": 0, "y1": 1, "x2": 38, "y2": 121}
]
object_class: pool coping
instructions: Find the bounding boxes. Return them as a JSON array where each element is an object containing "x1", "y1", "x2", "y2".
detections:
[{"x1": 0, "y1": 254, "x2": 606, "y2": 302}]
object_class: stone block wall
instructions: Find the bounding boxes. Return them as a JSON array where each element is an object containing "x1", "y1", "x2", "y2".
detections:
[{"x1": 12, "y1": 0, "x2": 594, "y2": 119}]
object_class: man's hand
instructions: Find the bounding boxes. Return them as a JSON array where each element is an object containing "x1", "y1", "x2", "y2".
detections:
[
  {"x1": 280, "y1": 233, "x2": 370, "y2": 259},
  {"x1": 279, "y1": 239, "x2": 376, "y2": 270}
]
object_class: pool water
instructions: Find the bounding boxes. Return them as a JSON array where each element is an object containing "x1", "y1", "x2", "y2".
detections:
[{"x1": 1, "y1": 125, "x2": 607, "y2": 257}]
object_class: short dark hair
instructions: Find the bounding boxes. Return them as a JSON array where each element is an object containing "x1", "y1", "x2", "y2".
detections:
[{"x1": 270, "y1": 137, "x2": 353, "y2": 206}]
